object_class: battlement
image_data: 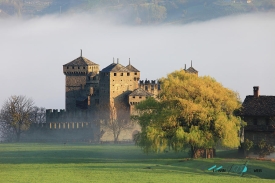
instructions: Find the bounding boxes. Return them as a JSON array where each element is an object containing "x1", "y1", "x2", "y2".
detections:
[
  {"x1": 139, "y1": 80, "x2": 160, "y2": 85},
  {"x1": 46, "y1": 109, "x2": 93, "y2": 123}
]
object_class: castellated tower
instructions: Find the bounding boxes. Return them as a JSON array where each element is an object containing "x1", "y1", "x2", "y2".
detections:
[
  {"x1": 63, "y1": 51, "x2": 100, "y2": 112},
  {"x1": 99, "y1": 58, "x2": 140, "y2": 117},
  {"x1": 43, "y1": 55, "x2": 198, "y2": 142}
]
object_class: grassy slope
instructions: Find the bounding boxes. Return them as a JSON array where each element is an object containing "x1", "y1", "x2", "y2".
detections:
[{"x1": 0, "y1": 143, "x2": 274, "y2": 182}]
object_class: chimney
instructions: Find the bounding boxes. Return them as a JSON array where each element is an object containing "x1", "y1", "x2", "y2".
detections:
[
  {"x1": 253, "y1": 86, "x2": 259, "y2": 97},
  {"x1": 117, "y1": 58, "x2": 119, "y2": 64}
]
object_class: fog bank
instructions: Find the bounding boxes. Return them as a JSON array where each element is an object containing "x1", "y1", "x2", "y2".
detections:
[{"x1": 0, "y1": 12, "x2": 274, "y2": 109}]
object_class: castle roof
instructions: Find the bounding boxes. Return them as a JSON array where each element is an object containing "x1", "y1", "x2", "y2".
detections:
[
  {"x1": 240, "y1": 95, "x2": 275, "y2": 116},
  {"x1": 63, "y1": 57, "x2": 98, "y2": 66},
  {"x1": 186, "y1": 66, "x2": 198, "y2": 74},
  {"x1": 129, "y1": 88, "x2": 154, "y2": 97},
  {"x1": 101, "y1": 63, "x2": 131, "y2": 72},
  {"x1": 126, "y1": 64, "x2": 140, "y2": 72}
]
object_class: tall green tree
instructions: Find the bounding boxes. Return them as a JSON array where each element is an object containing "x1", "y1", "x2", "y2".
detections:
[{"x1": 133, "y1": 70, "x2": 243, "y2": 158}]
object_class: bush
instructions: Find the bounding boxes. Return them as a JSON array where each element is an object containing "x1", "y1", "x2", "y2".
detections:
[
  {"x1": 254, "y1": 139, "x2": 275, "y2": 158},
  {"x1": 242, "y1": 138, "x2": 254, "y2": 156}
]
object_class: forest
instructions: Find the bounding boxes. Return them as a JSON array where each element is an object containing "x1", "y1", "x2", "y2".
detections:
[{"x1": 0, "y1": 0, "x2": 275, "y2": 24}]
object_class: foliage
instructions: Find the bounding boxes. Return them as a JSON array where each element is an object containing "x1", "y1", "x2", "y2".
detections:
[
  {"x1": 134, "y1": 70, "x2": 242, "y2": 158},
  {"x1": 253, "y1": 139, "x2": 275, "y2": 158},
  {"x1": 31, "y1": 106, "x2": 46, "y2": 124},
  {"x1": 0, "y1": 95, "x2": 34, "y2": 141},
  {"x1": 243, "y1": 138, "x2": 254, "y2": 156}
]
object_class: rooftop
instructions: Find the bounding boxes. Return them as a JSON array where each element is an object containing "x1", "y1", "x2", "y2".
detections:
[
  {"x1": 64, "y1": 57, "x2": 98, "y2": 66},
  {"x1": 129, "y1": 88, "x2": 154, "y2": 97},
  {"x1": 241, "y1": 95, "x2": 275, "y2": 116},
  {"x1": 101, "y1": 63, "x2": 131, "y2": 72}
]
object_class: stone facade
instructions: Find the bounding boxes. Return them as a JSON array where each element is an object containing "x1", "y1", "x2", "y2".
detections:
[{"x1": 44, "y1": 54, "x2": 197, "y2": 142}]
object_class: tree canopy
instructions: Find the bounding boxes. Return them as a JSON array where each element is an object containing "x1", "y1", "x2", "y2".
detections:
[
  {"x1": 133, "y1": 70, "x2": 243, "y2": 158},
  {"x1": 0, "y1": 95, "x2": 34, "y2": 141}
]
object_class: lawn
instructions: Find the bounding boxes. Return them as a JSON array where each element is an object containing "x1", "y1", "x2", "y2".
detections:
[{"x1": 0, "y1": 143, "x2": 274, "y2": 183}]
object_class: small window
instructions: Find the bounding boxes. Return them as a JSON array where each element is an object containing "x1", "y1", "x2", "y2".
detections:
[
  {"x1": 133, "y1": 96, "x2": 135, "y2": 98},
  {"x1": 266, "y1": 118, "x2": 270, "y2": 126},
  {"x1": 72, "y1": 66, "x2": 74, "y2": 69},
  {"x1": 67, "y1": 66, "x2": 69, "y2": 69},
  {"x1": 139, "y1": 96, "x2": 142, "y2": 99},
  {"x1": 121, "y1": 73, "x2": 123, "y2": 76},
  {"x1": 151, "y1": 85, "x2": 154, "y2": 90},
  {"x1": 134, "y1": 72, "x2": 137, "y2": 75},
  {"x1": 114, "y1": 73, "x2": 117, "y2": 76},
  {"x1": 83, "y1": 67, "x2": 85, "y2": 69},
  {"x1": 127, "y1": 73, "x2": 130, "y2": 76},
  {"x1": 145, "y1": 86, "x2": 148, "y2": 90},
  {"x1": 253, "y1": 118, "x2": 258, "y2": 125},
  {"x1": 78, "y1": 67, "x2": 80, "y2": 69}
]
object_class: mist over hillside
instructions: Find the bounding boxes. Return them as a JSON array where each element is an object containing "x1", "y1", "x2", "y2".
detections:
[
  {"x1": 0, "y1": 0, "x2": 275, "y2": 24},
  {"x1": 0, "y1": 11, "x2": 274, "y2": 109}
]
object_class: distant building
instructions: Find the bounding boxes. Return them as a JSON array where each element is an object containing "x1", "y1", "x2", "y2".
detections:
[{"x1": 240, "y1": 86, "x2": 275, "y2": 146}]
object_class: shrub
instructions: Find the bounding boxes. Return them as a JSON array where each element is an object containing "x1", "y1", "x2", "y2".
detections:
[
  {"x1": 254, "y1": 139, "x2": 275, "y2": 158},
  {"x1": 243, "y1": 138, "x2": 254, "y2": 156}
]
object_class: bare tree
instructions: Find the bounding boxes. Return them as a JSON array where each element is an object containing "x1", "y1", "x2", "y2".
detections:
[
  {"x1": 98, "y1": 103, "x2": 134, "y2": 143},
  {"x1": 0, "y1": 95, "x2": 34, "y2": 142},
  {"x1": 31, "y1": 107, "x2": 46, "y2": 124}
]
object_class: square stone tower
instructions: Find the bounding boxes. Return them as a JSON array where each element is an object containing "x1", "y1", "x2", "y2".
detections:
[
  {"x1": 63, "y1": 52, "x2": 100, "y2": 112},
  {"x1": 99, "y1": 58, "x2": 140, "y2": 116}
]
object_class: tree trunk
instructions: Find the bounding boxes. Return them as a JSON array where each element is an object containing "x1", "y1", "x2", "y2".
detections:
[
  {"x1": 190, "y1": 146, "x2": 215, "y2": 158},
  {"x1": 15, "y1": 124, "x2": 21, "y2": 142},
  {"x1": 16, "y1": 132, "x2": 20, "y2": 142}
]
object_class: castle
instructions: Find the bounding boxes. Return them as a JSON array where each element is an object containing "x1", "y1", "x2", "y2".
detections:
[{"x1": 45, "y1": 51, "x2": 198, "y2": 142}]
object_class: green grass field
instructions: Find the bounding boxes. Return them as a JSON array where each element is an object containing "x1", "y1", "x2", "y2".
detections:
[{"x1": 0, "y1": 143, "x2": 274, "y2": 183}]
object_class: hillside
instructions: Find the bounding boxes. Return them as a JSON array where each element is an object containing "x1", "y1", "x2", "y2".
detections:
[{"x1": 0, "y1": 0, "x2": 275, "y2": 24}]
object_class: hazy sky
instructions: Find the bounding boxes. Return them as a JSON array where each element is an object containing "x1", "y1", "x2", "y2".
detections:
[{"x1": 0, "y1": 12, "x2": 274, "y2": 110}]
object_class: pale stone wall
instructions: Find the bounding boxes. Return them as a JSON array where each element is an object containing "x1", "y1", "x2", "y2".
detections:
[
  {"x1": 100, "y1": 123, "x2": 141, "y2": 142},
  {"x1": 109, "y1": 71, "x2": 139, "y2": 100},
  {"x1": 139, "y1": 83, "x2": 160, "y2": 96}
]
